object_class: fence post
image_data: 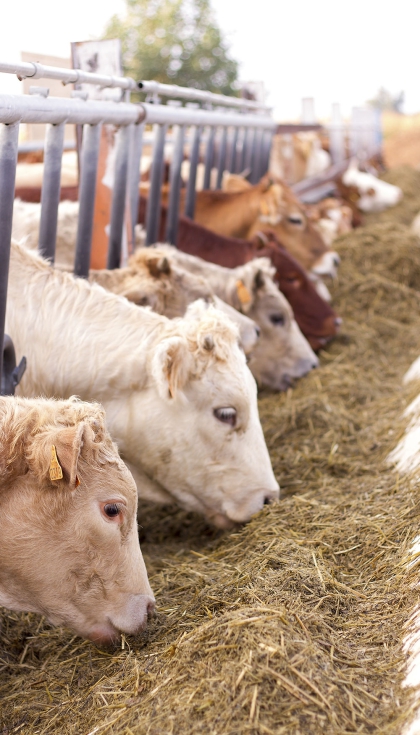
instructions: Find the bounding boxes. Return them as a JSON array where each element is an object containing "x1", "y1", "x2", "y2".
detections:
[
  {"x1": 166, "y1": 123, "x2": 186, "y2": 244},
  {"x1": 145, "y1": 123, "x2": 167, "y2": 246},
  {"x1": 301, "y1": 97, "x2": 316, "y2": 124},
  {"x1": 0, "y1": 121, "x2": 19, "y2": 390},
  {"x1": 184, "y1": 125, "x2": 202, "y2": 218},
  {"x1": 38, "y1": 122, "x2": 65, "y2": 262},
  {"x1": 216, "y1": 126, "x2": 228, "y2": 189},
  {"x1": 329, "y1": 103, "x2": 345, "y2": 164},
  {"x1": 203, "y1": 126, "x2": 215, "y2": 189},
  {"x1": 74, "y1": 123, "x2": 101, "y2": 277},
  {"x1": 107, "y1": 124, "x2": 131, "y2": 269},
  {"x1": 128, "y1": 121, "x2": 144, "y2": 252}
]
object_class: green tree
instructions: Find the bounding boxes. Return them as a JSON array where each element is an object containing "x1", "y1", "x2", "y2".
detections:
[
  {"x1": 368, "y1": 87, "x2": 405, "y2": 113},
  {"x1": 104, "y1": 0, "x2": 239, "y2": 96}
]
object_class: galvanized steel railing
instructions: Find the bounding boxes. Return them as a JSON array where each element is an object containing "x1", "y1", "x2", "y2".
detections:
[{"x1": 0, "y1": 61, "x2": 277, "y2": 393}]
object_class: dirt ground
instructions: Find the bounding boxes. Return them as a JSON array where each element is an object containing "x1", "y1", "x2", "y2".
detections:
[
  {"x1": 382, "y1": 112, "x2": 420, "y2": 169},
  {"x1": 2, "y1": 170, "x2": 420, "y2": 734}
]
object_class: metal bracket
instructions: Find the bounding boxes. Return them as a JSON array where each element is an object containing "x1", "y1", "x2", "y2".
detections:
[
  {"x1": 29, "y1": 86, "x2": 49, "y2": 97},
  {"x1": 1, "y1": 335, "x2": 27, "y2": 396}
]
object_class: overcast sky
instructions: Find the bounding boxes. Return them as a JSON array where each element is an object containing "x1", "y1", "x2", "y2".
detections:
[{"x1": 0, "y1": 0, "x2": 417, "y2": 121}]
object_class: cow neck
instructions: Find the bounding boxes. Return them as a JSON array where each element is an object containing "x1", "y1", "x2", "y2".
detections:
[{"x1": 7, "y1": 243, "x2": 170, "y2": 401}]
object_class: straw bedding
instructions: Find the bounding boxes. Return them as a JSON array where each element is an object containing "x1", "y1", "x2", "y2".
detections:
[{"x1": 3, "y1": 169, "x2": 420, "y2": 734}]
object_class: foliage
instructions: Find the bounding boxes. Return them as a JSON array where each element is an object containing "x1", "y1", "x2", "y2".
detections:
[
  {"x1": 104, "y1": 0, "x2": 239, "y2": 96},
  {"x1": 368, "y1": 87, "x2": 405, "y2": 113}
]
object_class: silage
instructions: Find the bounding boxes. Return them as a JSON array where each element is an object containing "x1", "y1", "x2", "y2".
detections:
[{"x1": 3, "y1": 171, "x2": 420, "y2": 734}]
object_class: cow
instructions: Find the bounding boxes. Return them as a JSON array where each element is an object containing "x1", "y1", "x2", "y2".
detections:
[
  {"x1": 305, "y1": 198, "x2": 353, "y2": 248},
  {"x1": 12, "y1": 199, "x2": 80, "y2": 269},
  {"x1": 341, "y1": 160, "x2": 403, "y2": 213},
  {"x1": 138, "y1": 198, "x2": 340, "y2": 351},
  {"x1": 87, "y1": 251, "x2": 260, "y2": 356},
  {"x1": 6, "y1": 242, "x2": 279, "y2": 529},
  {"x1": 269, "y1": 132, "x2": 331, "y2": 184},
  {"x1": 0, "y1": 395, "x2": 154, "y2": 645},
  {"x1": 140, "y1": 246, "x2": 319, "y2": 391}
]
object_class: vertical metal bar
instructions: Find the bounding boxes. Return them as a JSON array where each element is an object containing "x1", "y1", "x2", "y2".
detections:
[
  {"x1": 107, "y1": 125, "x2": 131, "y2": 269},
  {"x1": 240, "y1": 127, "x2": 250, "y2": 172},
  {"x1": 216, "y1": 126, "x2": 228, "y2": 189},
  {"x1": 184, "y1": 125, "x2": 202, "y2": 219},
  {"x1": 329, "y1": 103, "x2": 344, "y2": 164},
  {"x1": 165, "y1": 124, "x2": 185, "y2": 245},
  {"x1": 128, "y1": 121, "x2": 144, "y2": 249},
  {"x1": 249, "y1": 128, "x2": 263, "y2": 184},
  {"x1": 234, "y1": 128, "x2": 245, "y2": 173},
  {"x1": 260, "y1": 129, "x2": 273, "y2": 177},
  {"x1": 0, "y1": 122, "x2": 19, "y2": 389},
  {"x1": 38, "y1": 122, "x2": 65, "y2": 262},
  {"x1": 74, "y1": 123, "x2": 101, "y2": 277},
  {"x1": 145, "y1": 123, "x2": 167, "y2": 246},
  {"x1": 227, "y1": 127, "x2": 239, "y2": 173},
  {"x1": 245, "y1": 128, "x2": 257, "y2": 180},
  {"x1": 203, "y1": 125, "x2": 215, "y2": 190}
]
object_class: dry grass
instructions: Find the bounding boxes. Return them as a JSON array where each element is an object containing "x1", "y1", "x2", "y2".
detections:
[
  {"x1": 382, "y1": 112, "x2": 420, "y2": 169},
  {"x1": 3, "y1": 169, "x2": 420, "y2": 734}
]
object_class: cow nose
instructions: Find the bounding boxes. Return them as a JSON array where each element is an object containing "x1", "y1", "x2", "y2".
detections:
[
  {"x1": 147, "y1": 599, "x2": 156, "y2": 617},
  {"x1": 264, "y1": 496, "x2": 273, "y2": 505},
  {"x1": 335, "y1": 317, "x2": 342, "y2": 327},
  {"x1": 333, "y1": 254, "x2": 341, "y2": 267},
  {"x1": 255, "y1": 325, "x2": 261, "y2": 338}
]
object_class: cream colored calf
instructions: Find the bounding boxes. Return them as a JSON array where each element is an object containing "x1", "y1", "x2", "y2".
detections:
[
  {"x1": 6, "y1": 242, "x2": 279, "y2": 528},
  {"x1": 141, "y1": 247, "x2": 319, "y2": 392},
  {"x1": 0, "y1": 395, "x2": 154, "y2": 644}
]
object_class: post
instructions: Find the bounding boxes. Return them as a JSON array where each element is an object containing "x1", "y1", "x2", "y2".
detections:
[
  {"x1": 165, "y1": 124, "x2": 185, "y2": 245},
  {"x1": 145, "y1": 123, "x2": 167, "y2": 246},
  {"x1": 184, "y1": 125, "x2": 202, "y2": 219},
  {"x1": 128, "y1": 121, "x2": 144, "y2": 251},
  {"x1": 215, "y1": 126, "x2": 228, "y2": 189},
  {"x1": 203, "y1": 126, "x2": 215, "y2": 189},
  {"x1": 107, "y1": 124, "x2": 131, "y2": 269},
  {"x1": 249, "y1": 127, "x2": 263, "y2": 184},
  {"x1": 0, "y1": 122, "x2": 19, "y2": 389},
  {"x1": 329, "y1": 103, "x2": 345, "y2": 164},
  {"x1": 74, "y1": 123, "x2": 101, "y2": 277},
  {"x1": 227, "y1": 127, "x2": 239, "y2": 173},
  {"x1": 38, "y1": 122, "x2": 65, "y2": 262},
  {"x1": 301, "y1": 97, "x2": 316, "y2": 124}
]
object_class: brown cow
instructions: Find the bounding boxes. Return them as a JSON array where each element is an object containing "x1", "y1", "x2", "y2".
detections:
[
  {"x1": 137, "y1": 198, "x2": 340, "y2": 351},
  {"x1": 0, "y1": 395, "x2": 154, "y2": 644}
]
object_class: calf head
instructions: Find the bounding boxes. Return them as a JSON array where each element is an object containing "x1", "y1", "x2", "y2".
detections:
[
  {"x1": 127, "y1": 249, "x2": 213, "y2": 317},
  {"x1": 251, "y1": 231, "x2": 340, "y2": 350},
  {"x1": 226, "y1": 258, "x2": 318, "y2": 390},
  {"x1": 0, "y1": 398, "x2": 154, "y2": 645},
  {"x1": 342, "y1": 160, "x2": 402, "y2": 213},
  {"x1": 113, "y1": 309, "x2": 279, "y2": 528},
  {"x1": 248, "y1": 176, "x2": 330, "y2": 272}
]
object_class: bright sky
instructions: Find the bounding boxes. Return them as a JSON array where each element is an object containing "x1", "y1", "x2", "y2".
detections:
[{"x1": 0, "y1": 0, "x2": 418, "y2": 121}]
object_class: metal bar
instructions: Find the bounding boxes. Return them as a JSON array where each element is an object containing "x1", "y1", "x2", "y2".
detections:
[
  {"x1": 0, "y1": 94, "x2": 145, "y2": 126},
  {"x1": 145, "y1": 124, "x2": 167, "y2": 246},
  {"x1": 244, "y1": 128, "x2": 256, "y2": 174},
  {"x1": 240, "y1": 127, "x2": 250, "y2": 172},
  {"x1": 227, "y1": 127, "x2": 239, "y2": 173},
  {"x1": 329, "y1": 103, "x2": 345, "y2": 164},
  {"x1": 260, "y1": 129, "x2": 273, "y2": 178},
  {"x1": 127, "y1": 121, "x2": 144, "y2": 249},
  {"x1": 107, "y1": 125, "x2": 131, "y2": 269},
  {"x1": 249, "y1": 128, "x2": 263, "y2": 184},
  {"x1": 216, "y1": 126, "x2": 228, "y2": 189},
  {"x1": 0, "y1": 59, "x2": 137, "y2": 91},
  {"x1": 0, "y1": 121, "x2": 19, "y2": 390},
  {"x1": 184, "y1": 125, "x2": 202, "y2": 219},
  {"x1": 0, "y1": 94, "x2": 275, "y2": 130},
  {"x1": 165, "y1": 124, "x2": 185, "y2": 245},
  {"x1": 74, "y1": 123, "x2": 101, "y2": 277},
  {"x1": 138, "y1": 80, "x2": 271, "y2": 112},
  {"x1": 203, "y1": 126, "x2": 215, "y2": 189},
  {"x1": 38, "y1": 122, "x2": 65, "y2": 262}
]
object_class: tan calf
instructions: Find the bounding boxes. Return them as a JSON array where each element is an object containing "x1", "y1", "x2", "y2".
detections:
[{"x1": 0, "y1": 396, "x2": 154, "y2": 644}]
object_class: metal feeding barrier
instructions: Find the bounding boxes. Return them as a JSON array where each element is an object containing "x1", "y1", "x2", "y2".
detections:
[{"x1": 0, "y1": 59, "x2": 277, "y2": 393}]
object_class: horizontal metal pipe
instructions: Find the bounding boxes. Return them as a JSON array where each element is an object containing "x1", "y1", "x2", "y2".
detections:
[
  {"x1": 138, "y1": 80, "x2": 271, "y2": 112},
  {"x1": 0, "y1": 60, "x2": 137, "y2": 90},
  {"x1": 142, "y1": 102, "x2": 276, "y2": 130},
  {"x1": 0, "y1": 94, "x2": 145, "y2": 126}
]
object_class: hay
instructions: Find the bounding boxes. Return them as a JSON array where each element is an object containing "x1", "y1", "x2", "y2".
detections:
[{"x1": 3, "y1": 170, "x2": 420, "y2": 733}]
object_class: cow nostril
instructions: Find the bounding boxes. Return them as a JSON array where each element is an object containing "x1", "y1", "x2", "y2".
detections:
[
  {"x1": 333, "y1": 255, "x2": 341, "y2": 266},
  {"x1": 263, "y1": 496, "x2": 273, "y2": 506},
  {"x1": 147, "y1": 599, "x2": 156, "y2": 617},
  {"x1": 255, "y1": 326, "x2": 261, "y2": 338},
  {"x1": 312, "y1": 361, "x2": 318, "y2": 369},
  {"x1": 335, "y1": 317, "x2": 342, "y2": 327}
]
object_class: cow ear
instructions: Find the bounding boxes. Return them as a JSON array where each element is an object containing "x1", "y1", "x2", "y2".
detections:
[
  {"x1": 51, "y1": 422, "x2": 89, "y2": 488},
  {"x1": 152, "y1": 336, "x2": 191, "y2": 400},
  {"x1": 254, "y1": 269, "x2": 265, "y2": 291},
  {"x1": 146, "y1": 255, "x2": 171, "y2": 278}
]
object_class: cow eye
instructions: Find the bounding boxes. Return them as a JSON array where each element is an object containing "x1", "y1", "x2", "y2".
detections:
[
  {"x1": 101, "y1": 502, "x2": 123, "y2": 522},
  {"x1": 288, "y1": 215, "x2": 304, "y2": 226},
  {"x1": 270, "y1": 314, "x2": 285, "y2": 326},
  {"x1": 214, "y1": 407, "x2": 237, "y2": 427}
]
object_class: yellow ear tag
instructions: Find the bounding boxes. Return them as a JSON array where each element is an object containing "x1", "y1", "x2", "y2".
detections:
[
  {"x1": 49, "y1": 445, "x2": 63, "y2": 482},
  {"x1": 236, "y1": 280, "x2": 252, "y2": 306}
]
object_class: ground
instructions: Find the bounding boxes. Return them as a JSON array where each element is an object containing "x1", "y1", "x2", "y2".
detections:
[{"x1": 2, "y1": 170, "x2": 420, "y2": 733}]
